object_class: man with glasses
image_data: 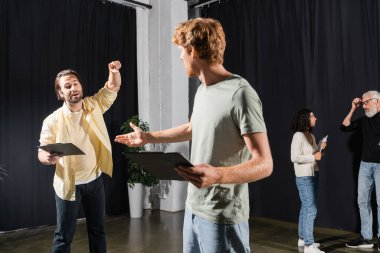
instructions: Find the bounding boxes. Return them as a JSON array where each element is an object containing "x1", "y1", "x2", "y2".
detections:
[{"x1": 341, "y1": 90, "x2": 380, "y2": 249}]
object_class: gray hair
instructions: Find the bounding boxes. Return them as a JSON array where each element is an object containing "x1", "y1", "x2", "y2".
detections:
[{"x1": 362, "y1": 90, "x2": 380, "y2": 99}]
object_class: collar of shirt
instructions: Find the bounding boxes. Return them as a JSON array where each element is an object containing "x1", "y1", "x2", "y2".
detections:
[{"x1": 62, "y1": 99, "x2": 97, "y2": 118}]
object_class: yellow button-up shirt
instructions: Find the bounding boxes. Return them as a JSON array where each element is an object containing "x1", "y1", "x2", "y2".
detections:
[
  {"x1": 39, "y1": 86, "x2": 117, "y2": 200},
  {"x1": 65, "y1": 108, "x2": 99, "y2": 184}
]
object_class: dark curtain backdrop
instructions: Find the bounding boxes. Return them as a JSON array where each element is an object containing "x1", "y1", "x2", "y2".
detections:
[
  {"x1": 0, "y1": 0, "x2": 137, "y2": 231},
  {"x1": 199, "y1": 0, "x2": 380, "y2": 232}
]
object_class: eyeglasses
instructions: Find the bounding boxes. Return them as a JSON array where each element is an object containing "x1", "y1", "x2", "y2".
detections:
[{"x1": 362, "y1": 98, "x2": 378, "y2": 106}]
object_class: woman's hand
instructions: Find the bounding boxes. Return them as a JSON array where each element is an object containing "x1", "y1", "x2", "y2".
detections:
[
  {"x1": 321, "y1": 141, "x2": 327, "y2": 150},
  {"x1": 314, "y1": 152, "x2": 322, "y2": 161}
]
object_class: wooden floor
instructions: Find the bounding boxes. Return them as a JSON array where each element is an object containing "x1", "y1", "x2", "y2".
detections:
[{"x1": 0, "y1": 210, "x2": 376, "y2": 253}]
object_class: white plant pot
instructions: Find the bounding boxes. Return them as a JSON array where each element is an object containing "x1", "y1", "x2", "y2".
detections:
[
  {"x1": 159, "y1": 180, "x2": 188, "y2": 212},
  {"x1": 128, "y1": 183, "x2": 144, "y2": 218}
]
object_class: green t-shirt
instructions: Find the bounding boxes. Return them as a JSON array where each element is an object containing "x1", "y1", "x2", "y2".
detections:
[{"x1": 187, "y1": 74, "x2": 267, "y2": 224}]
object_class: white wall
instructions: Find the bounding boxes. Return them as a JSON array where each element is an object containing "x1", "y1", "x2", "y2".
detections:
[{"x1": 136, "y1": 0, "x2": 189, "y2": 211}]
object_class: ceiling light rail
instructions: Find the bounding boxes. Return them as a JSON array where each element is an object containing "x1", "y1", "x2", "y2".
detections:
[
  {"x1": 106, "y1": 0, "x2": 152, "y2": 9},
  {"x1": 189, "y1": 0, "x2": 224, "y2": 9}
]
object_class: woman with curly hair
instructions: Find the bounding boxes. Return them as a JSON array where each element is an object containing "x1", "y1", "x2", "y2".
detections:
[{"x1": 290, "y1": 109, "x2": 327, "y2": 253}]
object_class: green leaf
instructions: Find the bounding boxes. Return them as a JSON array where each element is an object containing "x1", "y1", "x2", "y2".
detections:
[{"x1": 120, "y1": 115, "x2": 159, "y2": 188}]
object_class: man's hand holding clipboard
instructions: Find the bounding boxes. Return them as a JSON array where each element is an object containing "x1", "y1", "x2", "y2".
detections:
[{"x1": 37, "y1": 143, "x2": 85, "y2": 166}]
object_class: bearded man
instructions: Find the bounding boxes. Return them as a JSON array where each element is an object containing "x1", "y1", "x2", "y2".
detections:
[
  {"x1": 342, "y1": 90, "x2": 380, "y2": 250},
  {"x1": 38, "y1": 61, "x2": 122, "y2": 253}
]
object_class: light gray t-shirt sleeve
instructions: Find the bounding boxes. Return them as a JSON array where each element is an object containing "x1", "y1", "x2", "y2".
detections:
[{"x1": 231, "y1": 84, "x2": 267, "y2": 135}]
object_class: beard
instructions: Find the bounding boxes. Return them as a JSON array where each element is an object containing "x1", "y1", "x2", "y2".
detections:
[
  {"x1": 365, "y1": 106, "x2": 378, "y2": 118},
  {"x1": 186, "y1": 68, "x2": 197, "y2": 77},
  {"x1": 185, "y1": 62, "x2": 200, "y2": 78},
  {"x1": 67, "y1": 91, "x2": 83, "y2": 104}
]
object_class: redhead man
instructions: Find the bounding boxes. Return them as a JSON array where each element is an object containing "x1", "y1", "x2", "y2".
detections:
[{"x1": 115, "y1": 18, "x2": 273, "y2": 253}]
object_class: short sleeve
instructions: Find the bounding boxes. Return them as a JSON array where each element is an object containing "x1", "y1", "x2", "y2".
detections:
[{"x1": 231, "y1": 84, "x2": 266, "y2": 135}]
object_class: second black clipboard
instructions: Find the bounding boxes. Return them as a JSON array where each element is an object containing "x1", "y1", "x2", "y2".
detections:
[
  {"x1": 38, "y1": 143, "x2": 85, "y2": 156},
  {"x1": 125, "y1": 152, "x2": 193, "y2": 181}
]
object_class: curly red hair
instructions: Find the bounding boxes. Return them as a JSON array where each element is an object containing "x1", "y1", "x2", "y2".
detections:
[{"x1": 172, "y1": 18, "x2": 226, "y2": 65}]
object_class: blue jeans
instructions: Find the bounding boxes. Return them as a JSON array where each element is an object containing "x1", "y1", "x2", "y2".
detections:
[
  {"x1": 52, "y1": 176, "x2": 106, "y2": 253},
  {"x1": 296, "y1": 173, "x2": 319, "y2": 246},
  {"x1": 358, "y1": 161, "x2": 380, "y2": 239},
  {"x1": 183, "y1": 208, "x2": 250, "y2": 253}
]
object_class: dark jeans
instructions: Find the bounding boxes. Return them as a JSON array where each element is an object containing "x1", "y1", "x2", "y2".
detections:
[{"x1": 52, "y1": 176, "x2": 106, "y2": 253}]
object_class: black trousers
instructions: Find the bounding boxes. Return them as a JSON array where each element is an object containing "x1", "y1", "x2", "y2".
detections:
[{"x1": 52, "y1": 176, "x2": 106, "y2": 253}]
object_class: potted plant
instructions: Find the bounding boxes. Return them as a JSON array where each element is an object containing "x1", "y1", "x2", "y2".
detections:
[{"x1": 120, "y1": 115, "x2": 159, "y2": 218}]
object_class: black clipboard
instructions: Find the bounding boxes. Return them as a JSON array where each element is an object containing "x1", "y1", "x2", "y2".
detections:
[
  {"x1": 125, "y1": 152, "x2": 193, "y2": 181},
  {"x1": 37, "y1": 143, "x2": 85, "y2": 156}
]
